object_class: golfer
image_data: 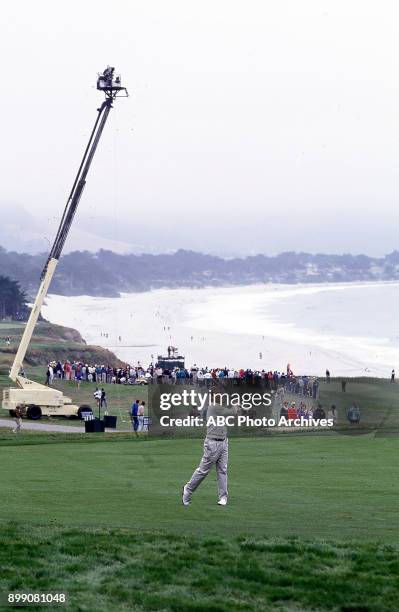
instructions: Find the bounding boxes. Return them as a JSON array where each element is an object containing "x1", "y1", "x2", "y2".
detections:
[{"x1": 182, "y1": 389, "x2": 237, "y2": 507}]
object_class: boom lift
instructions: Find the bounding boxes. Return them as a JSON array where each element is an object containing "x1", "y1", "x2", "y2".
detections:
[{"x1": 2, "y1": 67, "x2": 128, "y2": 420}]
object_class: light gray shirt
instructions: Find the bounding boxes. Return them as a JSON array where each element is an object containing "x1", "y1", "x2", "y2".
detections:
[{"x1": 203, "y1": 402, "x2": 238, "y2": 439}]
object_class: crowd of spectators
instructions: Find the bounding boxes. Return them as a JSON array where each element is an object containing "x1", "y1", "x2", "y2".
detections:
[
  {"x1": 281, "y1": 398, "x2": 364, "y2": 424},
  {"x1": 44, "y1": 361, "x2": 319, "y2": 397},
  {"x1": 162, "y1": 367, "x2": 319, "y2": 397},
  {"x1": 45, "y1": 361, "x2": 151, "y2": 386},
  {"x1": 43, "y1": 358, "x2": 367, "y2": 427},
  {"x1": 277, "y1": 399, "x2": 337, "y2": 423}
]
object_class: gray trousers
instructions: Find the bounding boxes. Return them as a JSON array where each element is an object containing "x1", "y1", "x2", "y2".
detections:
[{"x1": 186, "y1": 437, "x2": 228, "y2": 500}]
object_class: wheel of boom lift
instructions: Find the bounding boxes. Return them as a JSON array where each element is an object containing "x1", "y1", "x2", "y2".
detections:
[{"x1": 26, "y1": 404, "x2": 42, "y2": 420}]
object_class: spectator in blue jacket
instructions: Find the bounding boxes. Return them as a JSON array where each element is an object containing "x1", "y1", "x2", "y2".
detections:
[{"x1": 131, "y1": 399, "x2": 139, "y2": 435}]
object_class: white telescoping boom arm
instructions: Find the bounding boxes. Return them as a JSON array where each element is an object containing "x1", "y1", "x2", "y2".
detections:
[
  {"x1": 9, "y1": 258, "x2": 58, "y2": 385},
  {"x1": 9, "y1": 67, "x2": 127, "y2": 388}
]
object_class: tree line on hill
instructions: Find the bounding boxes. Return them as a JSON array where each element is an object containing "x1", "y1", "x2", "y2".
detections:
[
  {"x1": 1, "y1": 245, "x2": 399, "y2": 298},
  {"x1": 0, "y1": 275, "x2": 28, "y2": 319}
]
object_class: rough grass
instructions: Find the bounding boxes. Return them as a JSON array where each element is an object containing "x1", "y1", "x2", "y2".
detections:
[{"x1": 0, "y1": 522, "x2": 398, "y2": 611}]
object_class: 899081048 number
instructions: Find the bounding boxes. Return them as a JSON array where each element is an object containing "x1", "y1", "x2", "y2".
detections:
[{"x1": 4, "y1": 592, "x2": 68, "y2": 606}]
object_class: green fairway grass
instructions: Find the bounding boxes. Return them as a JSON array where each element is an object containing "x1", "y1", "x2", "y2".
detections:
[
  {"x1": 1, "y1": 367, "x2": 399, "y2": 609},
  {"x1": 0, "y1": 433, "x2": 398, "y2": 609},
  {"x1": 0, "y1": 433, "x2": 398, "y2": 610},
  {"x1": 1, "y1": 434, "x2": 398, "y2": 540}
]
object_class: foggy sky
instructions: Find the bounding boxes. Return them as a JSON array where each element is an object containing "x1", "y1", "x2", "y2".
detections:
[{"x1": 2, "y1": 1, "x2": 399, "y2": 257}]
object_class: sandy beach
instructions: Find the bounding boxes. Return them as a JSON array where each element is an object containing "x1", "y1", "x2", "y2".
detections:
[{"x1": 41, "y1": 281, "x2": 399, "y2": 377}]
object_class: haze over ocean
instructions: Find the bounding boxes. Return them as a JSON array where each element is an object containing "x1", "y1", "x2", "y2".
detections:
[{"x1": 42, "y1": 282, "x2": 399, "y2": 377}]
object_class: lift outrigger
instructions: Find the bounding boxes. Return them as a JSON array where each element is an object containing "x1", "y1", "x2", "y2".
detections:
[{"x1": 2, "y1": 67, "x2": 128, "y2": 420}]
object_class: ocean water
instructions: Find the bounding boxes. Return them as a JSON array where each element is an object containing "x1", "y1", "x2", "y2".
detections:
[{"x1": 42, "y1": 282, "x2": 399, "y2": 377}]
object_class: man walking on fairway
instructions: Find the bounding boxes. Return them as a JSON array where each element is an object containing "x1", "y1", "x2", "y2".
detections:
[{"x1": 182, "y1": 389, "x2": 237, "y2": 507}]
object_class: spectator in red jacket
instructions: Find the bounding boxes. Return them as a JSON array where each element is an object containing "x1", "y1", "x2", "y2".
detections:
[{"x1": 287, "y1": 403, "x2": 297, "y2": 420}]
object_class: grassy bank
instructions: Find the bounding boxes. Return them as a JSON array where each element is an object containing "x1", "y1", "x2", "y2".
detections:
[
  {"x1": 318, "y1": 377, "x2": 399, "y2": 428},
  {"x1": 0, "y1": 320, "x2": 124, "y2": 374}
]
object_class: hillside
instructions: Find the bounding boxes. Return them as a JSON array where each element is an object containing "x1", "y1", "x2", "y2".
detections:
[
  {"x1": 0, "y1": 320, "x2": 124, "y2": 375},
  {"x1": 2, "y1": 245, "x2": 399, "y2": 297}
]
